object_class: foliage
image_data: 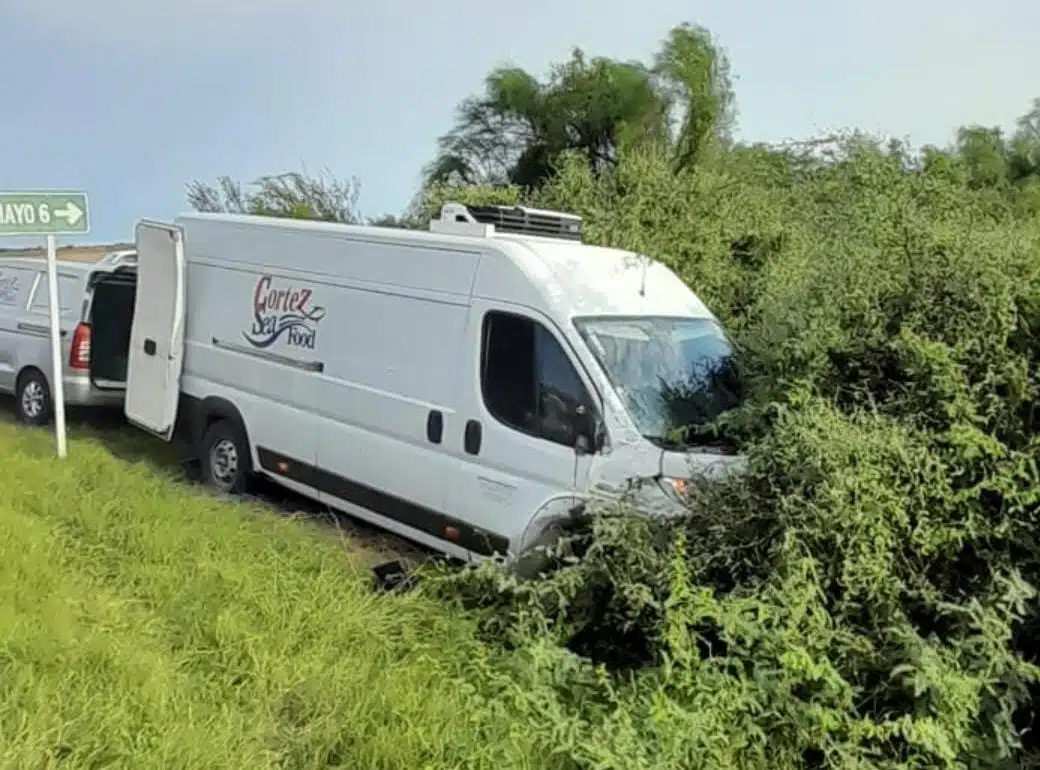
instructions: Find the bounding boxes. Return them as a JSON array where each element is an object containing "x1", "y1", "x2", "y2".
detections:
[
  {"x1": 425, "y1": 22, "x2": 734, "y2": 188},
  {"x1": 187, "y1": 168, "x2": 363, "y2": 223},
  {"x1": 366, "y1": 212, "x2": 422, "y2": 229},
  {"x1": 427, "y1": 134, "x2": 1040, "y2": 769},
  {"x1": 653, "y1": 23, "x2": 737, "y2": 170},
  {"x1": 921, "y1": 98, "x2": 1040, "y2": 213},
  {"x1": 186, "y1": 170, "x2": 426, "y2": 228},
  {"x1": 186, "y1": 169, "x2": 418, "y2": 227}
]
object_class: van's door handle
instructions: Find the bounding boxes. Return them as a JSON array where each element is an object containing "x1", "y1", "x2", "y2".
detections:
[
  {"x1": 143, "y1": 338, "x2": 156, "y2": 356},
  {"x1": 464, "y1": 419, "x2": 482, "y2": 455},
  {"x1": 426, "y1": 410, "x2": 443, "y2": 444}
]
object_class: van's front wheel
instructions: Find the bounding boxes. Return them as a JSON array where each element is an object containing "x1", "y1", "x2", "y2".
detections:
[
  {"x1": 16, "y1": 370, "x2": 52, "y2": 427},
  {"x1": 200, "y1": 419, "x2": 252, "y2": 495},
  {"x1": 513, "y1": 519, "x2": 569, "y2": 581}
]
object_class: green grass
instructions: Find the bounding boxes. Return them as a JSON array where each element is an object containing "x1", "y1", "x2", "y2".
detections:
[{"x1": 0, "y1": 422, "x2": 545, "y2": 769}]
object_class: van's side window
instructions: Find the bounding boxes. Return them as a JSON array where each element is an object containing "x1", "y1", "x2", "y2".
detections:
[
  {"x1": 481, "y1": 311, "x2": 591, "y2": 447},
  {"x1": 535, "y1": 324, "x2": 589, "y2": 446},
  {"x1": 29, "y1": 274, "x2": 77, "y2": 315}
]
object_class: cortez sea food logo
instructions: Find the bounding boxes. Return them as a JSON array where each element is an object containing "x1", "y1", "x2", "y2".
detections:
[
  {"x1": 243, "y1": 274, "x2": 326, "y2": 349},
  {"x1": 0, "y1": 271, "x2": 20, "y2": 305}
]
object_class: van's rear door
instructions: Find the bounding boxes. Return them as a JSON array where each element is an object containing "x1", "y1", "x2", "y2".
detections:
[{"x1": 125, "y1": 220, "x2": 185, "y2": 441}]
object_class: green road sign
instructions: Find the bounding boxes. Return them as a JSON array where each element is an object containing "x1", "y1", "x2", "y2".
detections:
[{"x1": 0, "y1": 191, "x2": 89, "y2": 236}]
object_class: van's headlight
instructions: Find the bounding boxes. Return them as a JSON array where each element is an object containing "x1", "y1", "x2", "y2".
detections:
[{"x1": 656, "y1": 476, "x2": 689, "y2": 503}]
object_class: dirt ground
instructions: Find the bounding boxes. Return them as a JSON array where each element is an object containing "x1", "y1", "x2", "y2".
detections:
[{"x1": 0, "y1": 242, "x2": 133, "y2": 263}]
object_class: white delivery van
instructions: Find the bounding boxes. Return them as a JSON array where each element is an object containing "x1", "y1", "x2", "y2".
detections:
[
  {"x1": 98, "y1": 204, "x2": 744, "y2": 565},
  {"x1": 0, "y1": 250, "x2": 137, "y2": 425}
]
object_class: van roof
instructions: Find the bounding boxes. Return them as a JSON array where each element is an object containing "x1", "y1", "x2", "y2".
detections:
[
  {"x1": 174, "y1": 212, "x2": 714, "y2": 323},
  {"x1": 494, "y1": 236, "x2": 713, "y2": 320}
]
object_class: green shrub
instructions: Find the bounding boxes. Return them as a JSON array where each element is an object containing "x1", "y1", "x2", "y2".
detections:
[{"x1": 432, "y1": 137, "x2": 1040, "y2": 769}]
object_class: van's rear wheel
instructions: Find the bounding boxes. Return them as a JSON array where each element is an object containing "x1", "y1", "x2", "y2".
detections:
[
  {"x1": 16, "y1": 370, "x2": 52, "y2": 427},
  {"x1": 200, "y1": 420, "x2": 252, "y2": 495}
]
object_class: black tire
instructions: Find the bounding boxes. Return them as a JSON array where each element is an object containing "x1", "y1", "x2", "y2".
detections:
[
  {"x1": 15, "y1": 369, "x2": 52, "y2": 427},
  {"x1": 513, "y1": 518, "x2": 568, "y2": 581},
  {"x1": 199, "y1": 419, "x2": 252, "y2": 495}
]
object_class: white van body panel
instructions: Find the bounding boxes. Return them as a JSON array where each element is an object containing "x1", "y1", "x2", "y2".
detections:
[
  {"x1": 133, "y1": 212, "x2": 738, "y2": 562},
  {"x1": 0, "y1": 255, "x2": 129, "y2": 411}
]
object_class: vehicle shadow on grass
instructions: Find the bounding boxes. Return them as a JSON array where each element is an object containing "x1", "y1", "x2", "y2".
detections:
[{"x1": 0, "y1": 398, "x2": 427, "y2": 567}]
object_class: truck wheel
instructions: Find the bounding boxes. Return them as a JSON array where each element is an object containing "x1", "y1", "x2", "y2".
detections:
[
  {"x1": 513, "y1": 519, "x2": 568, "y2": 581},
  {"x1": 200, "y1": 419, "x2": 252, "y2": 495},
  {"x1": 15, "y1": 370, "x2": 52, "y2": 427}
]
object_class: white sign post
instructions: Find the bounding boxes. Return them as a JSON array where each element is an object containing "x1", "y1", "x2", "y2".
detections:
[
  {"x1": 45, "y1": 235, "x2": 67, "y2": 458},
  {"x1": 0, "y1": 191, "x2": 90, "y2": 459}
]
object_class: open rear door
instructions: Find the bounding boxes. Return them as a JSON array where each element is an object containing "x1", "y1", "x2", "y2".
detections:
[{"x1": 125, "y1": 220, "x2": 186, "y2": 441}]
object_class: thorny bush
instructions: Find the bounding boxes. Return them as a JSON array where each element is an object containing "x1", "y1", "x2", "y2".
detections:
[{"x1": 426, "y1": 137, "x2": 1040, "y2": 769}]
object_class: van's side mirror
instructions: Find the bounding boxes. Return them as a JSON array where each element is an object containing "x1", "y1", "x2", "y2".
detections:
[{"x1": 574, "y1": 404, "x2": 603, "y2": 455}]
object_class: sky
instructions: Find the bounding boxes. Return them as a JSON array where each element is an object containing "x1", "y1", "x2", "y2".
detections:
[{"x1": 0, "y1": 0, "x2": 1036, "y2": 248}]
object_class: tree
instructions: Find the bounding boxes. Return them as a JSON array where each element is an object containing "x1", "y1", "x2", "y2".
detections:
[
  {"x1": 1008, "y1": 97, "x2": 1040, "y2": 184},
  {"x1": 186, "y1": 169, "x2": 362, "y2": 223},
  {"x1": 185, "y1": 168, "x2": 422, "y2": 226},
  {"x1": 426, "y1": 52, "x2": 666, "y2": 188},
  {"x1": 955, "y1": 125, "x2": 1010, "y2": 190},
  {"x1": 653, "y1": 23, "x2": 736, "y2": 170},
  {"x1": 426, "y1": 23, "x2": 734, "y2": 189},
  {"x1": 367, "y1": 213, "x2": 422, "y2": 230}
]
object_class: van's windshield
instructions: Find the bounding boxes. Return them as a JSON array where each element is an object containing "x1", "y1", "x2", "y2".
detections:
[{"x1": 574, "y1": 316, "x2": 743, "y2": 449}]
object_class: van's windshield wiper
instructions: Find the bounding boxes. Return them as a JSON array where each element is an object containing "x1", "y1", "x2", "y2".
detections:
[
  {"x1": 644, "y1": 433, "x2": 687, "y2": 450},
  {"x1": 646, "y1": 427, "x2": 738, "y2": 454}
]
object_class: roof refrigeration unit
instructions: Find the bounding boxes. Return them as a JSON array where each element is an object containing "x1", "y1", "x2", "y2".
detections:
[{"x1": 429, "y1": 202, "x2": 584, "y2": 242}]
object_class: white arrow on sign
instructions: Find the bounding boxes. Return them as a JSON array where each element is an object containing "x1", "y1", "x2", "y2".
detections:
[{"x1": 53, "y1": 202, "x2": 84, "y2": 226}]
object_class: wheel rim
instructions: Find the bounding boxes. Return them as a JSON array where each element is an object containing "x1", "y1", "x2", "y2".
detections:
[
  {"x1": 209, "y1": 438, "x2": 239, "y2": 489},
  {"x1": 20, "y1": 381, "x2": 45, "y2": 419}
]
